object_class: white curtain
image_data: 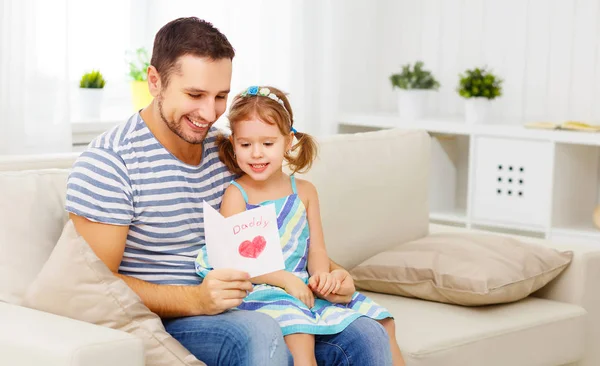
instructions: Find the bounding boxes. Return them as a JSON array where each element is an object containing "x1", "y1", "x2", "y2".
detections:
[
  {"x1": 0, "y1": 1, "x2": 348, "y2": 156},
  {"x1": 290, "y1": 0, "x2": 340, "y2": 136},
  {"x1": 0, "y1": 0, "x2": 71, "y2": 155}
]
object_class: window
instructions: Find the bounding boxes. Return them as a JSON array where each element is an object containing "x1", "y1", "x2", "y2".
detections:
[{"x1": 68, "y1": 0, "x2": 138, "y2": 122}]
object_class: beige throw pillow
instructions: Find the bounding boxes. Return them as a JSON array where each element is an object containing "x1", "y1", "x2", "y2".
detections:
[
  {"x1": 350, "y1": 233, "x2": 573, "y2": 306},
  {"x1": 21, "y1": 220, "x2": 206, "y2": 366}
]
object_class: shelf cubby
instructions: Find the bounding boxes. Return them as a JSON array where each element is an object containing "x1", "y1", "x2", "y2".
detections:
[
  {"x1": 429, "y1": 134, "x2": 469, "y2": 225},
  {"x1": 550, "y1": 143, "x2": 600, "y2": 244}
]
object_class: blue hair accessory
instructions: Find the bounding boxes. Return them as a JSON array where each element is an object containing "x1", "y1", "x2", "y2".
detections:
[
  {"x1": 291, "y1": 127, "x2": 298, "y2": 134},
  {"x1": 245, "y1": 86, "x2": 259, "y2": 95}
]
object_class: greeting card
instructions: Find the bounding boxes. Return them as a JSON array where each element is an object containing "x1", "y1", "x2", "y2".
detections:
[{"x1": 202, "y1": 201, "x2": 285, "y2": 278}]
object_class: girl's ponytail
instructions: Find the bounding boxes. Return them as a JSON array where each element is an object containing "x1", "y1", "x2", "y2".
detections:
[{"x1": 286, "y1": 131, "x2": 318, "y2": 174}]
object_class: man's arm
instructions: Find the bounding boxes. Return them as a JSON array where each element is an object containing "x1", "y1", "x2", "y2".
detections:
[{"x1": 70, "y1": 214, "x2": 252, "y2": 318}]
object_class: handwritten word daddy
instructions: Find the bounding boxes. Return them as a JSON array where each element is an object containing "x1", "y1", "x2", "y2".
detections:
[{"x1": 233, "y1": 215, "x2": 270, "y2": 235}]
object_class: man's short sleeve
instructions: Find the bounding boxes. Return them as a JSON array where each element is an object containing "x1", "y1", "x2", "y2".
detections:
[{"x1": 66, "y1": 148, "x2": 134, "y2": 225}]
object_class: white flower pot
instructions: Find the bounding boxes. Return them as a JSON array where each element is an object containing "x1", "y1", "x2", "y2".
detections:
[
  {"x1": 78, "y1": 88, "x2": 104, "y2": 120},
  {"x1": 397, "y1": 89, "x2": 429, "y2": 120},
  {"x1": 464, "y1": 97, "x2": 492, "y2": 124}
]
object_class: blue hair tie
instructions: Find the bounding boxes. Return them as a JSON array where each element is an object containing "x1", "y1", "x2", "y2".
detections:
[{"x1": 291, "y1": 127, "x2": 298, "y2": 134}]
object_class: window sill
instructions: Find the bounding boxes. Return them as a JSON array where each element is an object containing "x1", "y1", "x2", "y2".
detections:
[{"x1": 71, "y1": 103, "x2": 133, "y2": 147}]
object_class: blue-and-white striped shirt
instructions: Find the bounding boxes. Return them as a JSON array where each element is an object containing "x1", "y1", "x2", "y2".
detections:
[{"x1": 66, "y1": 113, "x2": 234, "y2": 285}]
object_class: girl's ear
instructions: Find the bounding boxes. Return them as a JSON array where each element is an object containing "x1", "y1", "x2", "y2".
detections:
[{"x1": 229, "y1": 135, "x2": 236, "y2": 156}]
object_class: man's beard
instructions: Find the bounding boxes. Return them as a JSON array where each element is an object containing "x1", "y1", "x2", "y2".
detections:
[{"x1": 157, "y1": 97, "x2": 205, "y2": 145}]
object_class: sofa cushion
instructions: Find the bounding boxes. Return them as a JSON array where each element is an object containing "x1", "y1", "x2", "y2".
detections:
[
  {"x1": 0, "y1": 169, "x2": 70, "y2": 304},
  {"x1": 350, "y1": 232, "x2": 573, "y2": 306},
  {"x1": 21, "y1": 221, "x2": 205, "y2": 366},
  {"x1": 366, "y1": 291, "x2": 586, "y2": 366},
  {"x1": 295, "y1": 128, "x2": 430, "y2": 269}
]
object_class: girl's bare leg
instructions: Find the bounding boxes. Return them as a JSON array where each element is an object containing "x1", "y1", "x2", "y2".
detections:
[
  {"x1": 284, "y1": 333, "x2": 317, "y2": 366},
  {"x1": 378, "y1": 318, "x2": 406, "y2": 366}
]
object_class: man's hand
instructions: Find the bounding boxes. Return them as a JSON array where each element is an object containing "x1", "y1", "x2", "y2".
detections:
[
  {"x1": 284, "y1": 274, "x2": 315, "y2": 309},
  {"x1": 308, "y1": 272, "x2": 341, "y2": 297},
  {"x1": 194, "y1": 269, "x2": 253, "y2": 315},
  {"x1": 313, "y1": 268, "x2": 356, "y2": 304}
]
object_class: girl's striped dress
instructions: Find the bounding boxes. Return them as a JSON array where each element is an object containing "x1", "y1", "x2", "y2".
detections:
[{"x1": 196, "y1": 175, "x2": 392, "y2": 336}]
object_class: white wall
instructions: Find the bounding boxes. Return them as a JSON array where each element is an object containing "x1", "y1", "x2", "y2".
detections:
[
  {"x1": 294, "y1": 0, "x2": 382, "y2": 135},
  {"x1": 332, "y1": 1, "x2": 382, "y2": 115},
  {"x1": 354, "y1": 0, "x2": 600, "y2": 125}
]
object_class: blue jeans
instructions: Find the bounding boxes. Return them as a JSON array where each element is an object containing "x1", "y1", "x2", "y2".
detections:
[{"x1": 163, "y1": 310, "x2": 392, "y2": 366}]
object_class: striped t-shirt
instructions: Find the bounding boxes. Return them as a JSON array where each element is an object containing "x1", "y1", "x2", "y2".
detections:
[{"x1": 65, "y1": 113, "x2": 234, "y2": 285}]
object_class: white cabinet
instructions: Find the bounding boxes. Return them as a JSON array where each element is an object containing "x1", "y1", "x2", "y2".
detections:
[
  {"x1": 471, "y1": 137, "x2": 553, "y2": 228},
  {"x1": 338, "y1": 114, "x2": 600, "y2": 241}
]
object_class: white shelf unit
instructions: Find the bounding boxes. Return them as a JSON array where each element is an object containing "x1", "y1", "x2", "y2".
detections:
[{"x1": 338, "y1": 113, "x2": 600, "y2": 243}]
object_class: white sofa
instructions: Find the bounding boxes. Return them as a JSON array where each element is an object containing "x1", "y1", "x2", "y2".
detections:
[{"x1": 0, "y1": 129, "x2": 598, "y2": 366}]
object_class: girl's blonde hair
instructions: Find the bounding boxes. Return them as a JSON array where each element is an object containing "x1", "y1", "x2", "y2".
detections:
[{"x1": 217, "y1": 86, "x2": 318, "y2": 175}]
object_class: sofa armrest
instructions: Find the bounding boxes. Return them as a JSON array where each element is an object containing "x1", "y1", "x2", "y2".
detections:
[
  {"x1": 529, "y1": 240, "x2": 600, "y2": 304},
  {"x1": 0, "y1": 302, "x2": 144, "y2": 366},
  {"x1": 429, "y1": 223, "x2": 600, "y2": 366},
  {"x1": 0, "y1": 152, "x2": 80, "y2": 171},
  {"x1": 530, "y1": 240, "x2": 600, "y2": 366}
]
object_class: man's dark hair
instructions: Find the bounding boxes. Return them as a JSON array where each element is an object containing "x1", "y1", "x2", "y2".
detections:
[{"x1": 150, "y1": 17, "x2": 235, "y2": 87}]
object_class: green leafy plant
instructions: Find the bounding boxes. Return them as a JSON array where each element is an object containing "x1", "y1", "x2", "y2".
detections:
[
  {"x1": 389, "y1": 61, "x2": 440, "y2": 90},
  {"x1": 457, "y1": 67, "x2": 503, "y2": 99},
  {"x1": 79, "y1": 70, "x2": 106, "y2": 88},
  {"x1": 127, "y1": 47, "x2": 150, "y2": 81}
]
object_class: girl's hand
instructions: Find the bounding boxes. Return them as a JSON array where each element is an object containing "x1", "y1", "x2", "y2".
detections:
[
  {"x1": 330, "y1": 268, "x2": 355, "y2": 296},
  {"x1": 313, "y1": 269, "x2": 355, "y2": 304},
  {"x1": 308, "y1": 272, "x2": 341, "y2": 297},
  {"x1": 284, "y1": 274, "x2": 315, "y2": 308}
]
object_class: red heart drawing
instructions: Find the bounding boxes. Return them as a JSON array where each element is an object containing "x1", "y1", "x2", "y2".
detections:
[{"x1": 238, "y1": 235, "x2": 267, "y2": 259}]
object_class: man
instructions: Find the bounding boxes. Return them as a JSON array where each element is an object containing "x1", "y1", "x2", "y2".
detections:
[{"x1": 67, "y1": 17, "x2": 393, "y2": 365}]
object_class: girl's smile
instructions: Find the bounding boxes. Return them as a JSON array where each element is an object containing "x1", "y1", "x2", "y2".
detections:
[{"x1": 249, "y1": 163, "x2": 269, "y2": 173}]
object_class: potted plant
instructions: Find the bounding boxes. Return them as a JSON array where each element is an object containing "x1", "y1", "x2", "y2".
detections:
[
  {"x1": 127, "y1": 47, "x2": 153, "y2": 111},
  {"x1": 389, "y1": 61, "x2": 440, "y2": 120},
  {"x1": 457, "y1": 67, "x2": 503, "y2": 124},
  {"x1": 78, "y1": 70, "x2": 106, "y2": 120}
]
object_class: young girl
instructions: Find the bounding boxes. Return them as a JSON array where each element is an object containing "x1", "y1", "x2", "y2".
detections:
[{"x1": 196, "y1": 86, "x2": 404, "y2": 366}]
